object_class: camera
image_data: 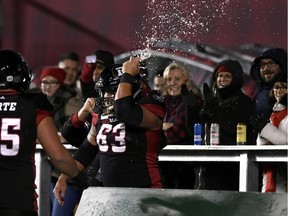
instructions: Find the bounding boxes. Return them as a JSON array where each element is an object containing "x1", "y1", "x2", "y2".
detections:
[{"x1": 85, "y1": 55, "x2": 97, "y2": 64}]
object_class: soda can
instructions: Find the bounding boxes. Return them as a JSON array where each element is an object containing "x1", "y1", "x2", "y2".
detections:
[
  {"x1": 210, "y1": 123, "x2": 220, "y2": 145},
  {"x1": 194, "y1": 123, "x2": 202, "y2": 145},
  {"x1": 236, "y1": 123, "x2": 247, "y2": 145}
]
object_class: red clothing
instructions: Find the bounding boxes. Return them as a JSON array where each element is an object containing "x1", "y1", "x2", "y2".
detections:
[{"x1": 263, "y1": 106, "x2": 287, "y2": 192}]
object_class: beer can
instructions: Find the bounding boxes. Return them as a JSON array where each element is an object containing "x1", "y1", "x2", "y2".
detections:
[
  {"x1": 194, "y1": 123, "x2": 202, "y2": 145},
  {"x1": 210, "y1": 123, "x2": 220, "y2": 145},
  {"x1": 236, "y1": 123, "x2": 246, "y2": 145}
]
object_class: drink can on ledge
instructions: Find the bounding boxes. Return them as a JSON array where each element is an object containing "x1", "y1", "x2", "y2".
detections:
[
  {"x1": 210, "y1": 123, "x2": 220, "y2": 145},
  {"x1": 236, "y1": 123, "x2": 246, "y2": 145},
  {"x1": 194, "y1": 123, "x2": 202, "y2": 145}
]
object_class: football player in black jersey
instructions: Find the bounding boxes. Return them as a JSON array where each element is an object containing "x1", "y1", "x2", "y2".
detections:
[
  {"x1": 0, "y1": 50, "x2": 85, "y2": 216},
  {"x1": 54, "y1": 57, "x2": 166, "y2": 206}
]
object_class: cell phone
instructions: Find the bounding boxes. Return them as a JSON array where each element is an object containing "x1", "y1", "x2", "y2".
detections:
[{"x1": 85, "y1": 55, "x2": 97, "y2": 64}]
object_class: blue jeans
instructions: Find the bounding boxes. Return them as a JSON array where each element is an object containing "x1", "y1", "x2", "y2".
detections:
[{"x1": 50, "y1": 179, "x2": 83, "y2": 216}]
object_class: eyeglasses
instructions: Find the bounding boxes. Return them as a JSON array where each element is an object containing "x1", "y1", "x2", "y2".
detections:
[
  {"x1": 273, "y1": 86, "x2": 287, "y2": 91},
  {"x1": 217, "y1": 74, "x2": 232, "y2": 79},
  {"x1": 41, "y1": 80, "x2": 59, "y2": 86},
  {"x1": 259, "y1": 61, "x2": 277, "y2": 69}
]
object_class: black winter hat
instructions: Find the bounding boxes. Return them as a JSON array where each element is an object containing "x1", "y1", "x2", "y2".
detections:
[{"x1": 94, "y1": 50, "x2": 115, "y2": 67}]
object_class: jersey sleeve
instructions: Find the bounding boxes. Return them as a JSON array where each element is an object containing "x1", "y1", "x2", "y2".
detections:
[
  {"x1": 30, "y1": 93, "x2": 54, "y2": 126},
  {"x1": 139, "y1": 92, "x2": 166, "y2": 120}
]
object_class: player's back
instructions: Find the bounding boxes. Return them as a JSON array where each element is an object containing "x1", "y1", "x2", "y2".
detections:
[{"x1": 0, "y1": 92, "x2": 48, "y2": 212}]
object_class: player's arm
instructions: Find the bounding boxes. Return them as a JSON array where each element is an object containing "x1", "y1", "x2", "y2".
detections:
[
  {"x1": 37, "y1": 116, "x2": 79, "y2": 178},
  {"x1": 61, "y1": 97, "x2": 96, "y2": 146},
  {"x1": 54, "y1": 124, "x2": 98, "y2": 205},
  {"x1": 114, "y1": 57, "x2": 162, "y2": 131}
]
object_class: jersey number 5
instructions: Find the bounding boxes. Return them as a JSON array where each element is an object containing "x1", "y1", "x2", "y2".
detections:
[{"x1": 0, "y1": 118, "x2": 21, "y2": 156}]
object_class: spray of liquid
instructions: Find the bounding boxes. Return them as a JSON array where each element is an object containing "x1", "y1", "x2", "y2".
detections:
[{"x1": 135, "y1": 0, "x2": 231, "y2": 55}]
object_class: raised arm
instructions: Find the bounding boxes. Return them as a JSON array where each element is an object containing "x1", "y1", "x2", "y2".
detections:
[{"x1": 114, "y1": 56, "x2": 163, "y2": 130}]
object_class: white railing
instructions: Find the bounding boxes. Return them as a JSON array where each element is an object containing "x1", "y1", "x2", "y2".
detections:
[{"x1": 35, "y1": 144, "x2": 288, "y2": 216}]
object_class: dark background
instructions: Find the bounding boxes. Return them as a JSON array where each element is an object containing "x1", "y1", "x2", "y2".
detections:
[{"x1": 0, "y1": 0, "x2": 287, "y2": 73}]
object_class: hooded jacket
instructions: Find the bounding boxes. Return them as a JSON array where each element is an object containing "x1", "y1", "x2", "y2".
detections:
[
  {"x1": 204, "y1": 59, "x2": 254, "y2": 145},
  {"x1": 250, "y1": 48, "x2": 287, "y2": 119}
]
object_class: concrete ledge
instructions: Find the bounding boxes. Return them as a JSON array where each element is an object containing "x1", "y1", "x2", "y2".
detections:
[{"x1": 76, "y1": 187, "x2": 287, "y2": 216}]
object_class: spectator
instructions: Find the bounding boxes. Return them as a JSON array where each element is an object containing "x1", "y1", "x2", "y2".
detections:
[
  {"x1": 40, "y1": 67, "x2": 83, "y2": 215},
  {"x1": 162, "y1": 62, "x2": 202, "y2": 144},
  {"x1": 201, "y1": 59, "x2": 253, "y2": 145},
  {"x1": 58, "y1": 51, "x2": 83, "y2": 116},
  {"x1": 250, "y1": 48, "x2": 287, "y2": 120},
  {"x1": 161, "y1": 62, "x2": 202, "y2": 189},
  {"x1": 53, "y1": 59, "x2": 166, "y2": 207},
  {"x1": 40, "y1": 67, "x2": 75, "y2": 130},
  {"x1": 0, "y1": 49, "x2": 85, "y2": 216},
  {"x1": 58, "y1": 51, "x2": 81, "y2": 93},
  {"x1": 153, "y1": 70, "x2": 165, "y2": 92},
  {"x1": 250, "y1": 81, "x2": 287, "y2": 192},
  {"x1": 81, "y1": 50, "x2": 114, "y2": 100},
  {"x1": 200, "y1": 59, "x2": 253, "y2": 190}
]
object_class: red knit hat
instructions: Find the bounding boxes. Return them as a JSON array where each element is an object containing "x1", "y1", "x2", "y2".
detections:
[
  {"x1": 40, "y1": 67, "x2": 66, "y2": 86},
  {"x1": 215, "y1": 65, "x2": 232, "y2": 77}
]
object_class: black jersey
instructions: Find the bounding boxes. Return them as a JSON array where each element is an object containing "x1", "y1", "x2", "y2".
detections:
[
  {"x1": 0, "y1": 92, "x2": 53, "y2": 212},
  {"x1": 95, "y1": 91, "x2": 166, "y2": 188}
]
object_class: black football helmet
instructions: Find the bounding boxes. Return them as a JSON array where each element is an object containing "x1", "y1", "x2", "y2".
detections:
[
  {"x1": 0, "y1": 50, "x2": 32, "y2": 92},
  {"x1": 94, "y1": 63, "x2": 146, "y2": 114},
  {"x1": 94, "y1": 64, "x2": 123, "y2": 114}
]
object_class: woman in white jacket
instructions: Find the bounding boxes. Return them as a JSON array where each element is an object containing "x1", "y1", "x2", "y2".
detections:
[{"x1": 250, "y1": 81, "x2": 287, "y2": 192}]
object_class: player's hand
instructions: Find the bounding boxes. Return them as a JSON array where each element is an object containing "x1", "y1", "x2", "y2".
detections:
[
  {"x1": 53, "y1": 174, "x2": 68, "y2": 206},
  {"x1": 78, "y1": 98, "x2": 95, "y2": 121},
  {"x1": 162, "y1": 122, "x2": 174, "y2": 131},
  {"x1": 122, "y1": 56, "x2": 140, "y2": 77}
]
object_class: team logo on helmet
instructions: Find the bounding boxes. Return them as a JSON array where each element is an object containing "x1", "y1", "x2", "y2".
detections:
[{"x1": 0, "y1": 50, "x2": 32, "y2": 92}]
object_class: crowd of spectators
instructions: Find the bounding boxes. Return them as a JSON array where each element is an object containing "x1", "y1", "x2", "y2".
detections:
[{"x1": 0, "y1": 47, "x2": 286, "y2": 216}]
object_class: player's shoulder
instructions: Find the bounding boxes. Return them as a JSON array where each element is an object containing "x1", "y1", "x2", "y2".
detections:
[
  {"x1": 139, "y1": 90, "x2": 165, "y2": 106},
  {"x1": 21, "y1": 92, "x2": 53, "y2": 111}
]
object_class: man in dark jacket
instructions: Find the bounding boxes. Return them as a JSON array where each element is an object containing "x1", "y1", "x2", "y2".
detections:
[{"x1": 250, "y1": 48, "x2": 287, "y2": 120}]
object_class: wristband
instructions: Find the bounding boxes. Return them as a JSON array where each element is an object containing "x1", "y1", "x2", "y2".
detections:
[
  {"x1": 71, "y1": 112, "x2": 85, "y2": 128},
  {"x1": 120, "y1": 73, "x2": 138, "y2": 84}
]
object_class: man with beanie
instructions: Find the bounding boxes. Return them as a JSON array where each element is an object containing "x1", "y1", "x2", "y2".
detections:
[{"x1": 81, "y1": 50, "x2": 114, "y2": 99}]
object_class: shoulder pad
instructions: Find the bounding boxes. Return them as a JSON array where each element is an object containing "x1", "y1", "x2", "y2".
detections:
[
  {"x1": 138, "y1": 90, "x2": 165, "y2": 106},
  {"x1": 23, "y1": 92, "x2": 54, "y2": 111}
]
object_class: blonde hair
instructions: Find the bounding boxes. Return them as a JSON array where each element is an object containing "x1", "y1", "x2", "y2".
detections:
[{"x1": 162, "y1": 62, "x2": 202, "y2": 98}]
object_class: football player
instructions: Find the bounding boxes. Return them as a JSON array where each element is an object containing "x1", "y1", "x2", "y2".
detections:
[
  {"x1": 0, "y1": 50, "x2": 86, "y2": 216},
  {"x1": 54, "y1": 57, "x2": 166, "y2": 206}
]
